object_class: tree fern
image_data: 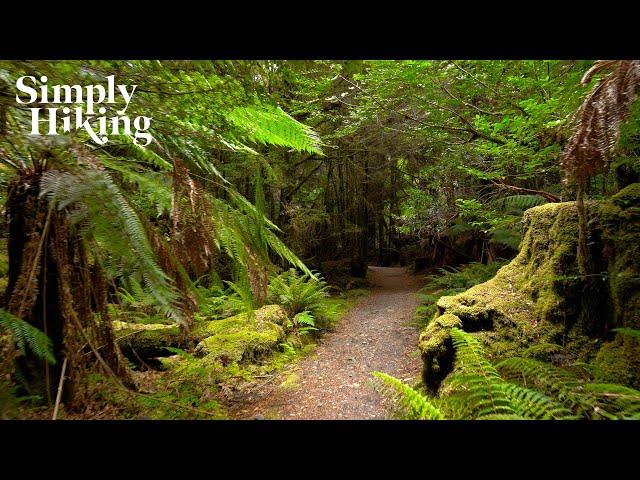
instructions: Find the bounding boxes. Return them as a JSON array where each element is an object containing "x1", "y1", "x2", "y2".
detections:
[
  {"x1": 40, "y1": 169, "x2": 184, "y2": 323},
  {"x1": 100, "y1": 156, "x2": 173, "y2": 216}
]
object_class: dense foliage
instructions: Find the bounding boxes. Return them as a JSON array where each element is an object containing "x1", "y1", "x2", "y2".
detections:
[{"x1": 0, "y1": 59, "x2": 638, "y2": 420}]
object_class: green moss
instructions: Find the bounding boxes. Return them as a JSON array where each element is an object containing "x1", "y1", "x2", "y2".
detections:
[
  {"x1": 610, "y1": 182, "x2": 640, "y2": 209},
  {"x1": 253, "y1": 304, "x2": 290, "y2": 326},
  {"x1": 418, "y1": 313, "x2": 462, "y2": 393},
  {"x1": 594, "y1": 336, "x2": 640, "y2": 388},
  {"x1": 279, "y1": 371, "x2": 300, "y2": 390},
  {"x1": 83, "y1": 371, "x2": 227, "y2": 420},
  {"x1": 195, "y1": 322, "x2": 285, "y2": 365},
  {"x1": 192, "y1": 304, "x2": 288, "y2": 341},
  {"x1": 599, "y1": 184, "x2": 640, "y2": 332}
]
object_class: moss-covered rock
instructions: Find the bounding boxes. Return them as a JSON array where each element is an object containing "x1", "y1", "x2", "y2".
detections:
[
  {"x1": 192, "y1": 304, "x2": 288, "y2": 367},
  {"x1": 194, "y1": 322, "x2": 284, "y2": 365},
  {"x1": 420, "y1": 184, "x2": 640, "y2": 391},
  {"x1": 594, "y1": 335, "x2": 640, "y2": 387},
  {"x1": 418, "y1": 313, "x2": 462, "y2": 394},
  {"x1": 192, "y1": 304, "x2": 288, "y2": 341}
]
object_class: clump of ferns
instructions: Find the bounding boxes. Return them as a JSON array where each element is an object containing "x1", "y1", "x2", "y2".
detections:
[
  {"x1": 1, "y1": 308, "x2": 55, "y2": 417},
  {"x1": 267, "y1": 268, "x2": 329, "y2": 328},
  {"x1": 374, "y1": 328, "x2": 640, "y2": 420}
]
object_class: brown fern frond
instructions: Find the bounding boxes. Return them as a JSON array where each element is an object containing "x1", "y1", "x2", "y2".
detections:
[
  {"x1": 244, "y1": 245, "x2": 269, "y2": 306},
  {"x1": 170, "y1": 158, "x2": 216, "y2": 278},
  {"x1": 561, "y1": 60, "x2": 640, "y2": 184},
  {"x1": 580, "y1": 60, "x2": 620, "y2": 85}
]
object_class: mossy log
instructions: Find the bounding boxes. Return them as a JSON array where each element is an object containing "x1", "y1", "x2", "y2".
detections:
[
  {"x1": 114, "y1": 304, "x2": 290, "y2": 367},
  {"x1": 115, "y1": 323, "x2": 185, "y2": 362}
]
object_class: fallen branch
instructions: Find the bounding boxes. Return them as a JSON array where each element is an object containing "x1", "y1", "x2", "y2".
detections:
[
  {"x1": 52, "y1": 357, "x2": 68, "y2": 420},
  {"x1": 490, "y1": 181, "x2": 561, "y2": 203}
]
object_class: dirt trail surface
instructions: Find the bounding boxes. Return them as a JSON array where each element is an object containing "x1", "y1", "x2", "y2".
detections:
[{"x1": 228, "y1": 266, "x2": 423, "y2": 420}]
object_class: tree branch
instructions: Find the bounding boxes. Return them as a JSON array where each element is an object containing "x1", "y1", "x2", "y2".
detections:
[{"x1": 490, "y1": 180, "x2": 561, "y2": 203}]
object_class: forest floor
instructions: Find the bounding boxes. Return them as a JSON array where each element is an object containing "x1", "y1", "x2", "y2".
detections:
[{"x1": 226, "y1": 266, "x2": 423, "y2": 420}]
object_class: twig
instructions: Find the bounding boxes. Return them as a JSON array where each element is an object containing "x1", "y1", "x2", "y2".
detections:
[
  {"x1": 52, "y1": 357, "x2": 68, "y2": 420},
  {"x1": 490, "y1": 180, "x2": 561, "y2": 203}
]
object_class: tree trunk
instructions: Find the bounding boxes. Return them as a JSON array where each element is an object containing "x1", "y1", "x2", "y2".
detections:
[
  {"x1": 575, "y1": 183, "x2": 592, "y2": 276},
  {"x1": 5, "y1": 170, "x2": 131, "y2": 409}
]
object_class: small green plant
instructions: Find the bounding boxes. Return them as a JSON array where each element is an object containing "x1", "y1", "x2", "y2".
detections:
[
  {"x1": 0, "y1": 308, "x2": 55, "y2": 365},
  {"x1": 223, "y1": 276, "x2": 256, "y2": 316},
  {"x1": 290, "y1": 310, "x2": 319, "y2": 336},
  {"x1": 267, "y1": 269, "x2": 329, "y2": 318}
]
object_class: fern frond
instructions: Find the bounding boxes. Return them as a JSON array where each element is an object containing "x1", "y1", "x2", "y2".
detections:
[
  {"x1": 583, "y1": 383, "x2": 640, "y2": 419},
  {"x1": 489, "y1": 194, "x2": 548, "y2": 212},
  {"x1": 445, "y1": 328, "x2": 516, "y2": 419},
  {"x1": 496, "y1": 357, "x2": 599, "y2": 416},
  {"x1": 488, "y1": 227, "x2": 521, "y2": 250},
  {"x1": 0, "y1": 308, "x2": 55, "y2": 364},
  {"x1": 227, "y1": 103, "x2": 324, "y2": 155},
  {"x1": 478, "y1": 413, "x2": 526, "y2": 420},
  {"x1": 612, "y1": 327, "x2": 640, "y2": 339},
  {"x1": 443, "y1": 220, "x2": 477, "y2": 238},
  {"x1": 372, "y1": 371, "x2": 443, "y2": 420},
  {"x1": 40, "y1": 170, "x2": 184, "y2": 323},
  {"x1": 521, "y1": 342, "x2": 565, "y2": 359},
  {"x1": 267, "y1": 269, "x2": 328, "y2": 317},
  {"x1": 501, "y1": 383, "x2": 575, "y2": 419}
]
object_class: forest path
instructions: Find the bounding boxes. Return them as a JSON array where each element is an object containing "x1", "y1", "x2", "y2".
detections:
[{"x1": 228, "y1": 266, "x2": 423, "y2": 420}]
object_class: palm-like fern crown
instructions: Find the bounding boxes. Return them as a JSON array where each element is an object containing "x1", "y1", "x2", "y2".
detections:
[
  {"x1": 560, "y1": 60, "x2": 640, "y2": 183},
  {"x1": 0, "y1": 61, "x2": 324, "y2": 325}
]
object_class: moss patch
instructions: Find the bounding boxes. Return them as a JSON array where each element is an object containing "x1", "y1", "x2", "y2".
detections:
[
  {"x1": 594, "y1": 335, "x2": 640, "y2": 388},
  {"x1": 191, "y1": 304, "x2": 288, "y2": 368},
  {"x1": 114, "y1": 322, "x2": 183, "y2": 362},
  {"x1": 418, "y1": 313, "x2": 462, "y2": 394}
]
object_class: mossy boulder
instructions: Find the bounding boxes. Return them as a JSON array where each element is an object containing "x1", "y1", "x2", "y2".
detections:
[
  {"x1": 192, "y1": 304, "x2": 288, "y2": 342},
  {"x1": 594, "y1": 335, "x2": 640, "y2": 387},
  {"x1": 193, "y1": 305, "x2": 288, "y2": 366},
  {"x1": 420, "y1": 184, "x2": 640, "y2": 391},
  {"x1": 418, "y1": 313, "x2": 462, "y2": 394}
]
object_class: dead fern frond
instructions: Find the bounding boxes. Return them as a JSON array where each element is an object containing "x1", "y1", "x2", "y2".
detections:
[
  {"x1": 170, "y1": 158, "x2": 216, "y2": 278},
  {"x1": 560, "y1": 60, "x2": 640, "y2": 183}
]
